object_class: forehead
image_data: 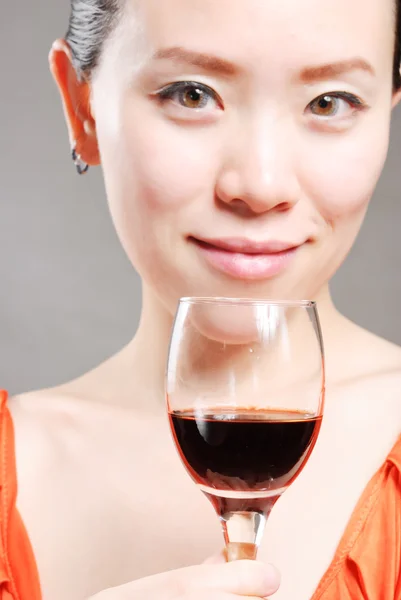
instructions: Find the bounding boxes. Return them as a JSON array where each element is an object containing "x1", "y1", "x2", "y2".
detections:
[{"x1": 128, "y1": 0, "x2": 394, "y2": 75}]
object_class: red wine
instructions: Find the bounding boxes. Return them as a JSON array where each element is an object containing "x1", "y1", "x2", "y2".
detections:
[{"x1": 169, "y1": 408, "x2": 321, "y2": 514}]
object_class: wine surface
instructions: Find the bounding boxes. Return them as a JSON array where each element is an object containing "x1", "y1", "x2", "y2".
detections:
[{"x1": 169, "y1": 408, "x2": 321, "y2": 496}]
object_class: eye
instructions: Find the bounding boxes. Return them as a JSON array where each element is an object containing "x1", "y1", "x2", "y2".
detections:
[
  {"x1": 308, "y1": 92, "x2": 365, "y2": 119},
  {"x1": 156, "y1": 81, "x2": 222, "y2": 111}
]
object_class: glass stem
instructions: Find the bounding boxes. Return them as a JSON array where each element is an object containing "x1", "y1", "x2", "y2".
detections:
[{"x1": 220, "y1": 509, "x2": 271, "y2": 562}]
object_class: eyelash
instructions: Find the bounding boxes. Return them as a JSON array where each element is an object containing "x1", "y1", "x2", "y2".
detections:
[
  {"x1": 154, "y1": 81, "x2": 366, "y2": 116},
  {"x1": 156, "y1": 81, "x2": 222, "y2": 108},
  {"x1": 308, "y1": 91, "x2": 366, "y2": 115}
]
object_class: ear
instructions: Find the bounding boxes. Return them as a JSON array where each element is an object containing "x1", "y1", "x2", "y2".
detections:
[
  {"x1": 49, "y1": 39, "x2": 100, "y2": 166},
  {"x1": 392, "y1": 88, "x2": 401, "y2": 109}
]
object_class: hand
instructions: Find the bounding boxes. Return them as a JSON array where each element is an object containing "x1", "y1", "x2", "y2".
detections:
[{"x1": 88, "y1": 559, "x2": 280, "y2": 599}]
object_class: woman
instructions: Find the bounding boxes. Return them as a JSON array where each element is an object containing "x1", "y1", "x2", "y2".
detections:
[{"x1": 1, "y1": 0, "x2": 401, "y2": 598}]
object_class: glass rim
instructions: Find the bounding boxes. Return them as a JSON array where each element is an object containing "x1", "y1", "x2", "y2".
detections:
[{"x1": 179, "y1": 297, "x2": 316, "y2": 308}]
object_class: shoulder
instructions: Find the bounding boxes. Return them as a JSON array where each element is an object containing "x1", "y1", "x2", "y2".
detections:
[
  {"x1": 328, "y1": 320, "x2": 401, "y2": 443},
  {"x1": 332, "y1": 319, "x2": 401, "y2": 386},
  {"x1": 7, "y1": 375, "x2": 129, "y2": 495},
  {"x1": 8, "y1": 388, "x2": 82, "y2": 490},
  {"x1": 351, "y1": 326, "x2": 401, "y2": 407},
  {"x1": 7, "y1": 375, "x2": 114, "y2": 490},
  {"x1": 6, "y1": 383, "x2": 106, "y2": 558},
  {"x1": 357, "y1": 330, "x2": 401, "y2": 391}
]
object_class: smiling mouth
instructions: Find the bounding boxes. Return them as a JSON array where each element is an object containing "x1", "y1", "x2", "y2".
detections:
[{"x1": 189, "y1": 236, "x2": 303, "y2": 280}]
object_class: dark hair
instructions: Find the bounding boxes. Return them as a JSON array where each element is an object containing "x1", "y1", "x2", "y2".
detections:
[
  {"x1": 67, "y1": 0, "x2": 401, "y2": 88},
  {"x1": 66, "y1": 0, "x2": 121, "y2": 77}
]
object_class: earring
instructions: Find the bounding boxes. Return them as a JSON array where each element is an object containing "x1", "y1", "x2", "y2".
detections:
[{"x1": 71, "y1": 144, "x2": 89, "y2": 175}]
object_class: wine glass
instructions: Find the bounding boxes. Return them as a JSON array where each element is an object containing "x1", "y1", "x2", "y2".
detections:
[{"x1": 166, "y1": 297, "x2": 325, "y2": 561}]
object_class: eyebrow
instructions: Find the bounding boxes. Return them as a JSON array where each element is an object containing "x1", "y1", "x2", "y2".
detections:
[
  {"x1": 152, "y1": 48, "x2": 375, "y2": 84},
  {"x1": 152, "y1": 46, "x2": 240, "y2": 77},
  {"x1": 298, "y1": 58, "x2": 375, "y2": 83}
]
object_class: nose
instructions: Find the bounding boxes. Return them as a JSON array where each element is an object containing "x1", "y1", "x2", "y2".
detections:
[{"x1": 215, "y1": 114, "x2": 300, "y2": 216}]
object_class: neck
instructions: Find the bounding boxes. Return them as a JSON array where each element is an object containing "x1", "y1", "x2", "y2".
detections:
[
  {"x1": 122, "y1": 283, "x2": 344, "y2": 407},
  {"x1": 130, "y1": 285, "x2": 176, "y2": 397}
]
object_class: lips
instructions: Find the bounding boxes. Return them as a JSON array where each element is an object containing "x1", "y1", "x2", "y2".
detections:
[{"x1": 190, "y1": 236, "x2": 302, "y2": 280}]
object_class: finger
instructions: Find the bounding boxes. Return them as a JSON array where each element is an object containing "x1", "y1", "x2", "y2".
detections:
[
  {"x1": 181, "y1": 593, "x2": 272, "y2": 600},
  {"x1": 109, "y1": 560, "x2": 280, "y2": 599},
  {"x1": 175, "y1": 560, "x2": 280, "y2": 597}
]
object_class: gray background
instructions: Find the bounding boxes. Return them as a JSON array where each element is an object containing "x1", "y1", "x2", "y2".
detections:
[{"x1": 1, "y1": 2, "x2": 400, "y2": 395}]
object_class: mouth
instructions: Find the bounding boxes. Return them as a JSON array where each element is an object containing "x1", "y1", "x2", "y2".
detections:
[{"x1": 189, "y1": 236, "x2": 303, "y2": 281}]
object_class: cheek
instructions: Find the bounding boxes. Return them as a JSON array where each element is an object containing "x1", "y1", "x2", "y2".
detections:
[
  {"x1": 94, "y1": 95, "x2": 220, "y2": 281},
  {"x1": 302, "y1": 114, "x2": 391, "y2": 224},
  {"x1": 112, "y1": 100, "x2": 218, "y2": 217}
]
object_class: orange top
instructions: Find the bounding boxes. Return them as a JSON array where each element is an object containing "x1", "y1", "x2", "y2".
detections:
[
  {"x1": 0, "y1": 391, "x2": 41, "y2": 600},
  {"x1": 0, "y1": 388, "x2": 400, "y2": 600}
]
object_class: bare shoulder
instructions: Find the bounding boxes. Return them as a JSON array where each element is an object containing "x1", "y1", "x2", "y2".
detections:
[
  {"x1": 8, "y1": 353, "x2": 122, "y2": 469},
  {"x1": 8, "y1": 386, "x2": 86, "y2": 490},
  {"x1": 330, "y1": 321, "x2": 401, "y2": 439},
  {"x1": 334, "y1": 318, "x2": 401, "y2": 382},
  {"x1": 361, "y1": 328, "x2": 401, "y2": 365},
  {"x1": 357, "y1": 329, "x2": 401, "y2": 416},
  {"x1": 8, "y1": 366, "x2": 140, "y2": 495},
  {"x1": 10, "y1": 385, "x2": 80, "y2": 424},
  {"x1": 325, "y1": 317, "x2": 401, "y2": 433},
  {"x1": 360, "y1": 331, "x2": 401, "y2": 380},
  {"x1": 6, "y1": 379, "x2": 145, "y2": 599}
]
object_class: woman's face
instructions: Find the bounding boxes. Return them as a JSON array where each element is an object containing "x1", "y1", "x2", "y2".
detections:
[{"x1": 88, "y1": 0, "x2": 399, "y2": 310}]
